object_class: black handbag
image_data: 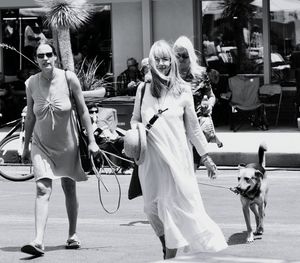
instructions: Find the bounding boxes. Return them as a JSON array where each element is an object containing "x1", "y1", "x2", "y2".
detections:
[
  {"x1": 65, "y1": 70, "x2": 92, "y2": 172},
  {"x1": 127, "y1": 83, "x2": 146, "y2": 200},
  {"x1": 128, "y1": 164, "x2": 142, "y2": 200}
]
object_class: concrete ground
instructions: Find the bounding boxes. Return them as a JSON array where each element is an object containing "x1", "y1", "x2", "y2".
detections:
[{"x1": 1, "y1": 169, "x2": 300, "y2": 263}]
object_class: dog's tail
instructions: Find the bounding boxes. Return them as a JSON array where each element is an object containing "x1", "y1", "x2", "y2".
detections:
[{"x1": 258, "y1": 142, "x2": 268, "y2": 166}]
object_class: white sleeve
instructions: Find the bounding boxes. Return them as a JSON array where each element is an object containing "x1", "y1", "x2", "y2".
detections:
[
  {"x1": 130, "y1": 82, "x2": 144, "y2": 129},
  {"x1": 183, "y1": 88, "x2": 208, "y2": 156}
]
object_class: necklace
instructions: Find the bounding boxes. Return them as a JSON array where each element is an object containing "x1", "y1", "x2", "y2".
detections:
[{"x1": 40, "y1": 70, "x2": 55, "y2": 82}]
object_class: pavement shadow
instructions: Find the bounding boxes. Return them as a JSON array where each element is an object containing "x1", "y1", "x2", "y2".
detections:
[
  {"x1": 20, "y1": 255, "x2": 44, "y2": 260},
  {"x1": 228, "y1": 231, "x2": 263, "y2": 245},
  {"x1": 1, "y1": 246, "x2": 20, "y2": 252},
  {"x1": 0, "y1": 246, "x2": 46, "y2": 260},
  {"x1": 120, "y1": 220, "x2": 149, "y2": 226},
  {"x1": 227, "y1": 232, "x2": 249, "y2": 245}
]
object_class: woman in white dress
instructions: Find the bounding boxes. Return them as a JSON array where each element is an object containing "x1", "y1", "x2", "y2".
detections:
[{"x1": 130, "y1": 40, "x2": 228, "y2": 259}]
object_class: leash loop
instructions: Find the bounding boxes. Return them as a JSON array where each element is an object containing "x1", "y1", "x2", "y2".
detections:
[{"x1": 90, "y1": 149, "x2": 122, "y2": 214}]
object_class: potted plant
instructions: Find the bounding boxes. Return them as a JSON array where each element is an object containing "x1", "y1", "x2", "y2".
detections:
[{"x1": 76, "y1": 56, "x2": 111, "y2": 101}]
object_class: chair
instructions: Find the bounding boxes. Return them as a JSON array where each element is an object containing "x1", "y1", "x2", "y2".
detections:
[
  {"x1": 259, "y1": 84, "x2": 282, "y2": 126},
  {"x1": 227, "y1": 75, "x2": 268, "y2": 132}
]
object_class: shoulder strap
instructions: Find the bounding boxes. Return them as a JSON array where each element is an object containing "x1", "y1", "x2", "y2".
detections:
[
  {"x1": 64, "y1": 70, "x2": 83, "y2": 127},
  {"x1": 140, "y1": 82, "x2": 146, "y2": 110},
  {"x1": 65, "y1": 69, "x2": 72, "y2": 98}
]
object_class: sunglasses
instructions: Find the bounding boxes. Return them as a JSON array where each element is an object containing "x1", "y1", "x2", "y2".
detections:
[
  {"x1": 37, "y1": 52, "x2": 54, "y2": 59},
  {"x1": 176, "y1": 53, "x2": 189, "y2": 60}
]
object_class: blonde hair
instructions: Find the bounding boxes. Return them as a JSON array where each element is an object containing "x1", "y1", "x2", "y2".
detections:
[
  {"x1": 148, "y1": 40, "x2": 185, "y2": 98},
  {"x1": 173, "y1": 35, "x2": 206, "y2": 79}
]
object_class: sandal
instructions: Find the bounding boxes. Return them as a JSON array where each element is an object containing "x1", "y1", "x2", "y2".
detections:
[
  {"x1": 65, "y1": 238, "x2": 81, "y2": 249},
  {"x1": 21, "y1": 242, "x2": 45, "y2": 256}
]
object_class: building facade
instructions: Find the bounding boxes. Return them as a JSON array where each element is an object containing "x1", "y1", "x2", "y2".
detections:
[{"x1": 0, "y1": 0, "x2": 299, "y2": 123}]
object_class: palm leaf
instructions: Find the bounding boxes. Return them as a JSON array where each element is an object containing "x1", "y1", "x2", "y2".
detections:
[
  {"x1": 220, "y1": 0, "x2": 255, "y2": 25},
  {"x1": 35, "y1": 0, "x2": 92, "y2": 71},
  {"x1": 35, "y1": 0, "x2": 92, "y2": 29}
]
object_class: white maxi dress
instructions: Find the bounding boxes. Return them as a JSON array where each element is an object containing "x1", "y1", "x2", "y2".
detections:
[{"x1": 131, "y1": 83, "x2": 228, "y2": 252}]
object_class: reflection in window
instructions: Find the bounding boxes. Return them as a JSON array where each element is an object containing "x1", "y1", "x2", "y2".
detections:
[
  {"x1": 202, "y1": 0, "x2": 263, "y2": 76},
  {"x1": 270, "y1": 1, "x2": 300, "y2": 84},
  {"x1": 1, "y1": 5, "x2": 111, "y2": 82}
]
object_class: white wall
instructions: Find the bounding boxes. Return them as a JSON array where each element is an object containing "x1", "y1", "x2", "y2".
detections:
[
  {"x1": 0, "y1": 0, "x2": 35, "y2": 8},
  {"x1": 111, "y1": 2, "x2": 143, "y2": 78},
  {"x1": 152, "y1": 0, "x2": 194, "y2": 45}
]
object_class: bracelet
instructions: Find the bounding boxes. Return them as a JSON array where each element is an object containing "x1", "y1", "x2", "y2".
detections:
[{"x1": 201, "y1": 153, "x2": 209, "y2": 162}]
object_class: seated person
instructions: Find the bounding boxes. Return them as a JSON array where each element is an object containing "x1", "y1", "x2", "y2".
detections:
[{"x1": 116, "y1": 58, "x2": 143, "y2": 96}]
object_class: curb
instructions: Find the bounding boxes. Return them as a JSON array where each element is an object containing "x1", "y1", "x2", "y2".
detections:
[{"x1": 211, "y1": 151, "x2": 300, "y2": 168}]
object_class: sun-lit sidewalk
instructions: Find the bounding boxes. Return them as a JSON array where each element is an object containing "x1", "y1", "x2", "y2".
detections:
[{"x1": 208, "y1": 127, "x2": 300, "y2": 167}]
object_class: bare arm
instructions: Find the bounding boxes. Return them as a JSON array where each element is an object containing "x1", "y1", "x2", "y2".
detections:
[
  {"x1": 184, "y1": 89, "x2": 217, "y2": 178},
  {"x1": 183, "y1": 88, "x2": 208, "y2": 156},
  {"x1": 66, "y1": 71, "x2": 99, "y2": 153},
  {"x1": 24, "y1": 80, "x2": 36, "y2": 151}
]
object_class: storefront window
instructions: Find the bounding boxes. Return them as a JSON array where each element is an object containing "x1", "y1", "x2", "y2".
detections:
[
  {"x1": 1, "y1": 5, "x2": 111, "y2": 80},
  {"x1": 202, "y1": 0, "x2": 263, "y2": 76},
  {"x1": 270, "y1": 1, "x2": 300, "y2": 85}
]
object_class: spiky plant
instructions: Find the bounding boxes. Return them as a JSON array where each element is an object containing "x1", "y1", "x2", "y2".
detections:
[
  {"x1": 35, "y1": 0, "x2": 92, "y2": 72},
  {"x1": 76, "y1": 57, "x2": 113, "y2": 91}
]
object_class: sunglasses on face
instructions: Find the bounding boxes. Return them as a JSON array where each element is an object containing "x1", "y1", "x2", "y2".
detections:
[
  {"x1": 37, "y1": 52, "x2": 54, "y2": 59},
  {"x1": 176, "y1": 53, "x2": 189, "y2": 60}
]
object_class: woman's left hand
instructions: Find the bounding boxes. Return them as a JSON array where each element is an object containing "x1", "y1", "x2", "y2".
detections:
[
  {"x1": 88, "y1": 141, "x2": 100, "y2": 157},
  {"x1": 201, "y1": 154, "x2": 218, "y2": 179}
]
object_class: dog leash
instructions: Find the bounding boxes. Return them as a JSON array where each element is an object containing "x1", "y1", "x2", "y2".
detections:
[
  {"x1": 100, "y1": 149, "x2": 134, "y2": 164},
  {"x1": 197, "y1": 182, "x2": 239, "y2": 195},
  {"x1": 90, "y1": 149, "x2": 122, "y2": 214}
]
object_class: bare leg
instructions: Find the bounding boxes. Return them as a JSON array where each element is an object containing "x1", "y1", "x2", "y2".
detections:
[
  {"x1": 33, "y1": 178, "x2": 52, "y2": 247},
  {"x1": 61, "y1": 177, "x2": 78, "y2": 239}
]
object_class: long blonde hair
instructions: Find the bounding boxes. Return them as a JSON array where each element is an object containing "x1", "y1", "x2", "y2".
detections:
[
  {"x1": 148, "y1": 40, "x2": 185, "y2": 98},
  {"x1": 173, "y1": 36, "x2": 206, "y2": 79}
]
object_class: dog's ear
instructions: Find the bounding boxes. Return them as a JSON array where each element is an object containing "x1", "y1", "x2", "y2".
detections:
[
  {"x1": 238, "y1": 163, "x2": 246, "y2": 169},
  {"x1": 255, "y1": 170, "x2": 264, "y2": 179}
]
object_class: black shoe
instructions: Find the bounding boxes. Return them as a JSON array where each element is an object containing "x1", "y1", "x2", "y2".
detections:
[{"x1": 21, "y1": 243, "x2": 44, "y2": 256}]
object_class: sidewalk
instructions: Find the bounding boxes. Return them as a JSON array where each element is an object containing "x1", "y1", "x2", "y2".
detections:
[
  {"x1": 208, "y1": 126, "x2": 300, "y2": 168},
  {"x1": 0, "y1": 125, "x2": 299, "y2": 168}
]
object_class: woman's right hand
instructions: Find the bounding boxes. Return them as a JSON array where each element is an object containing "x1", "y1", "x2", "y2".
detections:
[{"x1": 22, "y1": 148, "x2": 31, "y2": 164}]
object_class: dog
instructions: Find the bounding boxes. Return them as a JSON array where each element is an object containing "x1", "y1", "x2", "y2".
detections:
[{"x1": 235, "y1": 143, "x2": 268, "y2": 243}]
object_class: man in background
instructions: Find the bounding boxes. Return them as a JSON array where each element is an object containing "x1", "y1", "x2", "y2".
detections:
[{"x1": 117, "y1": 57, "x2": 143, "y2": 96}]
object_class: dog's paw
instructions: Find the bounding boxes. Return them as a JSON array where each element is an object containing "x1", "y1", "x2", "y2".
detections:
[{"x1": 246, "y1": 232, "x2": 254, "y2": 243}]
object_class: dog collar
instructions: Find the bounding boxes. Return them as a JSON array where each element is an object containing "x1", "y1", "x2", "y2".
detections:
[{"x1": 241, "y1": 183, "x2": 261, "y2": 200}]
